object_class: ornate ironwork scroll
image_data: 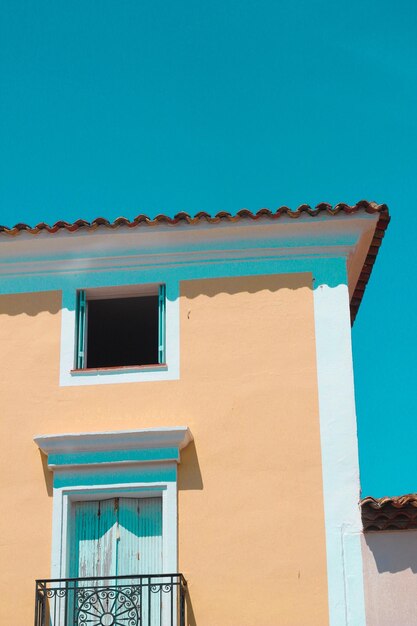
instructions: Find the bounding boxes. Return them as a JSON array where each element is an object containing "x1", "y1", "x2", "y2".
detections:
[{"x1": 34, "y1": 574, "x2": 187, "y2": 626}]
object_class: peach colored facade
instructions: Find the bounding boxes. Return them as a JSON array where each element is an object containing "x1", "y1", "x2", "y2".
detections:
[
  {"x1": 0, "y1": 210, "x2": 386, "y2": 626},
  {"x1": 0, "y1": 274, "x2": 328, "y2": 626}
]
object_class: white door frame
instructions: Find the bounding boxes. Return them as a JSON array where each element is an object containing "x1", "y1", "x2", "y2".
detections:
[{"x1": 52, "y1": 480, "x2": 177, "y2": 579}]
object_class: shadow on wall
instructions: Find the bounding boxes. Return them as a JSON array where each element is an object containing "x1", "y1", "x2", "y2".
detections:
[
  {"x1": 176, "y1": 429, "x2": 204, "y2": 626},
  {"x1": 0, "y1": 291, "x2": 61, "y2": 316},
  {"x1": 365, "y1": 530, "x2": 417, "y2": 574},
  {"x1": 0, "y1": 272, "x2": 330, "y2": 319},
  {"x1": 40, "y1": 450, "x2": 53, "y2": 497},
  {"x1": 182, "y1": 273, "x2": 314, "y2": 299},
  {"x1": 178, "y1": 441, "x2": 203, "y2": 491},
  {"x1": 185, "y1": 590, "x2": 197, "y2": 626},
  {"x1": 178, "y1": 441, "x2": 203, "y2": 626}
]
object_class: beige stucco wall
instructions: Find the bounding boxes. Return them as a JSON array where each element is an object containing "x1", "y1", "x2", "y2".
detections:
[
  {"x1": 0, "y1": 273, "x2": 328, "y2": 626},
  {"x1": 362, "y1": 530, "x2": 417, "y2": 626}
]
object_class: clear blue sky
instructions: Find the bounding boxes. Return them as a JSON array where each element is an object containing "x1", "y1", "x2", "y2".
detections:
[{"x1": 1, "y1": 0, "x2": 416, "y2": 496}]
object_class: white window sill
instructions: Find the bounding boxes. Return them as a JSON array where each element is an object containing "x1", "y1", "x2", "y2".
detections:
[{"x1": 71, "y1": 364, "x2": 168, "y2": 376}]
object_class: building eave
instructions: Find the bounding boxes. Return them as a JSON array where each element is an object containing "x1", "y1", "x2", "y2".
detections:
[{"x1": 0, "y1": 201, "x2": 390, "y2": 323}]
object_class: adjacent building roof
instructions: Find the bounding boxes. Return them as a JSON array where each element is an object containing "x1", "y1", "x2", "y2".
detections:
[
  {"x1": 0, "y1": 200, "x2": 390, "y2": 323},
  {"x1": 361, "y1": 494, "x2": 417, "y2": 531}
]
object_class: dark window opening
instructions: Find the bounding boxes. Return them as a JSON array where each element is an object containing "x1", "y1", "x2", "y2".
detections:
[{"x1": 86, "y1": 296, "x2": 159, "y2": 368}]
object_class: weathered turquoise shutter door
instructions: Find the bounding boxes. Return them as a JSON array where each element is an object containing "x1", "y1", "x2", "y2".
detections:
[
  {"x1": 117, "y1": 497, "x2": 163, "y2": 575},
  {"x1": 73, "y1": 499, "x2": 118, "y2": 578},
  {"x1": 72, "y1": 497, "x2": 163, "y2": 626},
  {"x1": 72, "y1": 497, "x2": 162, "y2": 578},
  {"x1": 75, "y1": 290, "x2": 86, "y2": 369},
  {"x1": 117, "y1": 498, "x2": 163, "y2": 626},
  {"x1": 158, "y1": 284, "x2": 166, "y2": 364}
]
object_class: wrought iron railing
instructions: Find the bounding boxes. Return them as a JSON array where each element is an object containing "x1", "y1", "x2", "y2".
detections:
[{"x1": 34, "y1": 574, "x2": 187, "y2": 626}]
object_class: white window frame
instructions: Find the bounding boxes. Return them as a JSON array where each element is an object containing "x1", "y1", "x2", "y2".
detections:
[{"x1": 59, "y1": 281, "x2": 180, "y2": 386}]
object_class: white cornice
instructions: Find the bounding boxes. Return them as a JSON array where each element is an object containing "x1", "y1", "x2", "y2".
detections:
[
  {"x1": 0, "y1": 213, "x2": 380, "y2": 302},
  {"x1": 0, "y1": 214, "x2": 378, "y2": 280},
  {"x1": 34, "y1": 426, "x2": 193, "y2": 455},
  {"x1": 0, "y1": 245, "x2": 354, "y2": 277}
]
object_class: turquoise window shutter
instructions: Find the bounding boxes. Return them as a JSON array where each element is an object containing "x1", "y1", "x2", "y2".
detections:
[
  {"x1": 73, "y1": 499, "x2": 118, "y2": 578},
  {"x1": 76, "y1": 290, "x2": 86, "y2": 369},
  {"x1": 72, "y1": 497, "x2": 162, "y2": 577},
  {"x1": 117, "y1": 497, "x2": 162, "y2": 576},
  {"x1": 158, "y1": 284, "x2": 166, "y2": 364}
]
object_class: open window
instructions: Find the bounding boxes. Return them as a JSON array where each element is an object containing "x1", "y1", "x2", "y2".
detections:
[{"x1": 75, "y1": 284, "x2": 166, "y2": 370}]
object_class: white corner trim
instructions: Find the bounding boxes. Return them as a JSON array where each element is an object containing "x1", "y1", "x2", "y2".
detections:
[
  {"x1": 34, "y1": 426, "x2": 193, "y2": 455},
  {"x1": 314, "y1": 280, "x2": 366, "y2": 626}
]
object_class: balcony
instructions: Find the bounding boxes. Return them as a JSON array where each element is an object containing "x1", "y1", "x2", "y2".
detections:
[{"x1": 35, "y1": 574, "x2": 187, "y2": 626}]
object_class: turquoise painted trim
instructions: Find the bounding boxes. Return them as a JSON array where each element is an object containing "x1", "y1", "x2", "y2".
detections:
[
  {"x1": 0, "y1": 255, "x2": 348, "y2": 296},
  {"x1": 53, "y1": 463, "x2": 177, "y2": 488},
  {"x1": 158, "y1": 283, "x2": 166, "y2": 364},
  {"x1": 49, "y1": 446, "x2": 179, "y2": 467},
  {"x1": 64, "y1": 485, "x2": 165, "y2": 497},
  {"x1": 75, "y1": 289, "x2": 86, "y2": 369}
]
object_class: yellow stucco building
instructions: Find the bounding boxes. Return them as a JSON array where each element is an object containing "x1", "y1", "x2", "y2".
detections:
[{"x1": 0, "y1": 202, "x2": 389, "y2": 626}]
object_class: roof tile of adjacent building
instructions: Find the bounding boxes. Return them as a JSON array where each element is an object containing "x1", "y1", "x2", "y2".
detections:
[
  {"x1": 361, "y1": 494, "x2": 417, "y2": 531},
  {"x1": 0, "y1": 200, "x2": 390, "y2": 322}
]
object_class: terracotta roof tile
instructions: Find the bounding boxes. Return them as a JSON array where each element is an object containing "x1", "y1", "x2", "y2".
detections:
[
  {"x1": 0, "y1": 200, "x2": 390, "y2": 323},
  {"x1": 0, "y1": 200, "x2": 388, "y2": 235},
  {"x1": 361, "y1": 495, "x2": 417, "y2": 531}
]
